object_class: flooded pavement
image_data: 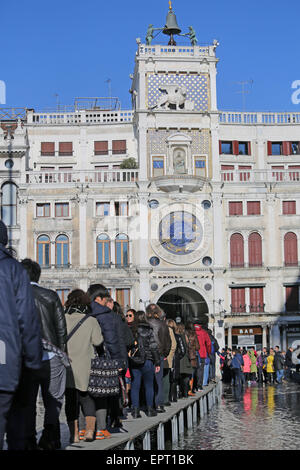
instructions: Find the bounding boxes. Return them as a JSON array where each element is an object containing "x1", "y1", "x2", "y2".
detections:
[{"x1": 173, "y1": 381, "x2": 300, "y2": 450}]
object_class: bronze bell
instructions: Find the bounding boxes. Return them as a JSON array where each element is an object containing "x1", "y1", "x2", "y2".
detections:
[{"x1": 163, "y1": 9, "x2": 181, "y2": 45}]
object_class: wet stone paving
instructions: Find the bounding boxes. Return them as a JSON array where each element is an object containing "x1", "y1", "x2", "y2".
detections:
[{"x1": 173, "y1": 381, "x2": 300, "y2": 451}]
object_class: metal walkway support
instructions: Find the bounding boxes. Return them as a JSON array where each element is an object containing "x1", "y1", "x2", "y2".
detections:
[
  {"x1": 157, "y1": 422, "x2": 165, "y2": 450},
  {"x1": 143, "y1": 431, "x2": 151, "y2": 450}
]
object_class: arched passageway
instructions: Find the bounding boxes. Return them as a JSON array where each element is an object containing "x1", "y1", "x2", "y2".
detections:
[{"x1": 157, "y1": 286, "x2": 209, "y2": 325}]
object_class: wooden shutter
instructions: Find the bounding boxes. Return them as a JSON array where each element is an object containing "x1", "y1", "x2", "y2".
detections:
[
  {"x1": 41, "y1": 142, "x2": 55, "y2": 155},
  {"x1": 283, "y1": 201, "x2": 296, "y2": 215},
  {"x1": 286, "y1": 286, "x2": 299, "y2": 311},
  {"x1": 112, "y1": 140, "x2": 126, "y2": 154},
  {"x1": 248, "y1": 232, "x2": 262, "y2": 267},
  {"x1": 229, "y1": 201, "x2": 243, "y2": 216},
  {"x1": 267, "y1": 141, "x2": 273, "y2": 156},
  {"x1": 94, "y1": 141, "x2": 108, "y2": 155},
  {"x1": 284, "y1": 232, "x2": 298, "y2": 266},
  {"x1": 233, "y1": 141, "x2": 239, "y2": 155},
  {"x1": 282, "y1": 141, "x2": 291, "y2": 156},
  {"x1": 247, "y1": 201, "x2": 261, "y2": 215},
  {"x1": 247, "y1": 141, "x2": 251, "y2": 155},
  {"x1": 250, "y1": 287, "x2": 264, "y2": 312},
  {"x1": 230, "y1": 233, "x2": 244, "y2": 267},
  {"x1": 231, "y1": 288, "x2": 245, "y2": 313},
  {"x1": 59, "y1": 142, "x2": 73, "y2": 155}
]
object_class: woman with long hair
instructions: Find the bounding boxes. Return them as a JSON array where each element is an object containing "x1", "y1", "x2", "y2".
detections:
[
  {"x1": 176, "y1": 323, "x2": 193, "y2": 398},
  {"x1": 185, "y1": 322, "x2": 200, "y2": 395}
]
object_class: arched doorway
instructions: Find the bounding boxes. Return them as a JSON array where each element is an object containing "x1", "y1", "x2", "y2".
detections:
[{"x1": 156, "y1": 286, "x2": 209, "y2": 325}]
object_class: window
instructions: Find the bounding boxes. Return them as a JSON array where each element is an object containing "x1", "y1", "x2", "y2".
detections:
[
  {"x1": 238, "y1": 165, "x2": 251, "y2": 181},
  {"x1": 248, "y1": 232, "x2": 262, "y2": 267},
  {"x1": 41, "y1": 142, "x2": 55, "y2": 156},
  {"x1": 1, "y1": 182, "x2": 17, "y2": 226},
  {"x1": 247, "y1": 201, "x2": 261, "y2": 215},
  {"x1": 229, "y1": 202, "x2": 243, "y2": 216},
  {"x1": 268, "y1": 142, "x2": 282, "y2": 156},
  {"x1": 94, "y1": 141, "x2": 108, "y2": 156},
  {"x1": 115, "y1": 234, "x2": 129, "y2": 267},
  {"x1": 221, "y1": 165, "x2": 234, "y2": 182},
  {"x1": 96, "y1": 202, "x2": 110, "y2": 216},
  {"x1": 238, "y1": 142, "x2": 250, "y2": 155},
  {"x1": 37, "y1": 235, "x2": 50, "y2": 267},
  {"x1": 56, "y1": 289, "x2": 70, "y2": 306},
  {"x1": 116, "y1": 288, "x2": 130, "y2": 309},
  {"x1": 231, "y1": 288, "x2": 246, "y2": 313},
  {"x1": 291, "y1": 142, "x2": 300, "y2": 155},
  {"x1": 284, "y1": 232, "x2": 298, "y2": 266},
  {"x1": 55, "y1": 203, "x2": 69, "y2": 217},
  {"x1": 96, "y1": 234, "x2": 110, "y2": 267},
  {"x1": 272, "y1": 165, "x2": 284, "y2": 181},
  {"x1": 220, "y1": 141, "x2": 233, "y2": 154},
  {"x1": 55, "y1": 235, "x2": 69, "y2": 267},
  {"x1": 115, "y1": 202, "x2": 128, "y2": 216},
  {"x1": 58, "y1": 167, "x2": 72, "y2": 183},
  {"x1": 249, "y1": 287, "x2": 264, "y2": 312},
  {"x1": 59, "y1": 142, "x2": 73, "y2": 156},
  {"x1": 288, "y1": 165, "x2": 300, "y2": 181},
  {"x1": 41, "y1": 167, "x2": 55, "y2": 183},
  {"x1": 36, "y1": 203, "x2": 50, "y2": 217},
  {"x1": 219, "y1": 141, "x2": 251, "y2": 155},
  {"x1": 285, "y1": 286, "x2": 299, "y2": 312},
  {"x1": 112, "y1": 140, "x2": 126, "y2": 155},
  {"x1": 283, "y1": 201, "x2": 296, "y2": 215},
  {"x1": 194, "y1": 158, "x2": 206, "y2": 177},
  {"x1": 230, "y1": 233, "x2": 244, "y2": 268},
  {"x1": 152, "y1": 157, "x2": 164, "y2": 177}
]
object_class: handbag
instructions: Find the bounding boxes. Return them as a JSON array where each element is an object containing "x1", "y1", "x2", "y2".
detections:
[
  {"x1": 129, "y1": 337, "x2": 146, "y2": 367},
  {"x1": 87, "y1": 345, "x2": 120, "y2": 398}
]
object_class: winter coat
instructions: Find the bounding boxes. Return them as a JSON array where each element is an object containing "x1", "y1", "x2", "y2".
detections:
[
  {"x1": 147, "y1": 317, "x2": 171, "y2": 358},
  {"x1": 0, "y1": 245, "x2": 43, "y2": 392},
  {"x1": 179, "y1": 334, "x2": 193, "y2": 375},
  {"x1": 274, "y1": 351, "x2": 285, "y2": 371},
  {"x1": 249, "y1": 350, "x2": 257, "y2": 373},
  {"x1": 194, "y1": 324, "x2": 211, "y2": 359},
  {"x1": 31, "y1": 283, "x2": 67, "y2": 351},
  {"x1": 170, "y1": 332, "x2": 186, "y2": 381},
  {"x1": 130, "y1": 321, "x2": 160, "y2": 367},
  {"x1": 186, "y1": 331, "x2": 200, "y2": 368},
  {"x1": 90, "y1": 301, "x2": 122, "y2": 362},
  {"x1": 285, "y1": 350, "x2": 293, "y2": 368},
  {"x1": 266, "y1": 354, "x2": 275, "y2": 373},
  {"x1": 231, "y1": 353, "x2": 244, "y2": 369},
  {"x1": 243, "y1": 353, "x2": 251, "y2": 373},
  {"x1": 65, "y1": 308, "x2": 103, "y2": 391},
  {"x1": 165, "y1": 326, "x2": 177, "y2": 369},
  {"x1": 208, "y1": 333, "x2": 219, "y2": 362},
  {"x1": 111, "y1": 311, "x2": 131, "y2": 368},
  {"x1": 256, "y1": 354, "x2": 264, "y2": 369}
]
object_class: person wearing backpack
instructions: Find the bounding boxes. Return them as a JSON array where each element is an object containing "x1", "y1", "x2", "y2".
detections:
[
  {"x1": 167, "y1": 319, "x2": 186, "y2": 403},
  {"x1": 129, "y1": 311, "x2": 160, "y2": 418}
]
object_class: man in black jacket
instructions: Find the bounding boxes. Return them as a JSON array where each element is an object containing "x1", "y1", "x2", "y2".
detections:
[
  {"x1": 21, "y1": 258, "x2": 67, "y2": 450},
  {"x1": 0, "y1": 224, "x2": 43, "y2": 450}
]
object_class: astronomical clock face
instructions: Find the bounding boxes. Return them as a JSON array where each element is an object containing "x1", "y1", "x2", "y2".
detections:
[{"x1": 159, "y1": 211, "x2": 203, "y2": 255}]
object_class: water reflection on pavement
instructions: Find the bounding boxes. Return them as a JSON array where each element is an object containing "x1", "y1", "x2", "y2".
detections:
[{"x1": 174, "y1": 382, "x2": 300, "y2": 450}]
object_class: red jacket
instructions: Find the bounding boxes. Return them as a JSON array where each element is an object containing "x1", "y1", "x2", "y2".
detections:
[{"x1": 194, "y1": 324, "x2": 211, "y2": 359}]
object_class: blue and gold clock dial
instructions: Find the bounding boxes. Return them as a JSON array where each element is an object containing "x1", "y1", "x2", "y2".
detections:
[{"x1": 159, "y1": 211, "x2": 203, "y2": 255}]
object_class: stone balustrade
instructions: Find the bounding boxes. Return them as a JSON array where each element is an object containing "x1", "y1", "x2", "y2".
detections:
[
  {"x1": 24, "y1": 169, "x2": 139, "y2": 185},
  {"x1": 221, "y1": 168, "x2": 300, "y2": 183},
  {"x1": 26, "y1": 109, "x2": 133, "y2": 125},
  {"x1": 219, "y1": 111, "x2": 300, "y2": 125}
]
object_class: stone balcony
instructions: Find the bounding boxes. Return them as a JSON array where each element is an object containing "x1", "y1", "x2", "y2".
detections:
[
  {"x1": 219, "y1": 111, "x2": 300, "y2": 125},
  {"x1": 24, "y1": 169, "x2": 139, "y2": 185},
  {"x1": 221, "y1": 168, "x2": 300, "y2": 183},
  {"x1": 151, "y1": 174, "x2": 206, "y2": 193}
]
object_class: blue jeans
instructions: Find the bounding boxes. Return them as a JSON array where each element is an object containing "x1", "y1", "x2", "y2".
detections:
[
  {"x1": 203, "y1": 359, "x2": 210, "y2": 386},
  {"x1": 276, "y1": 369, "x2": 284, "y2": 384},
  {"x1": 131, "y1": 360, "x2": 155, "y2": 408},
  {"x1": 154, "y1": 357, "x2": 165, "y2": 406}
]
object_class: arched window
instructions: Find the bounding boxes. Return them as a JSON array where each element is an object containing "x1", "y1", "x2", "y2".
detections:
[
  {"x1": 230, "y1": 233, "x2": 244, "y2": 268},
  {"x1": 248, "y1": 232, "x2": 262, "y2": 267},
  {"x1": 1, "y1": 182, "x2": 17, "y2": 226},
  {"x1": 284, "y1": 232, "x2": 298, "y2": 266},
  {"x1": 96, "y1": 234, "x2": 110, "y2": 267},
  {"x1": 115, "y1": 234, "x2": 129, "y2": 267},
  {"x1": 55, "y1": 235, "x2": 69, "y2": 267},
  {"x1": 37, "y1": 235, "x2": 50, "y2": 267}
]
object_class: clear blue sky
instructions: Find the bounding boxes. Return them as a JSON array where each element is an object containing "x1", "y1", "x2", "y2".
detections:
[{"x1": 1, "y1": 0, "x2": 300, "y2": 112}]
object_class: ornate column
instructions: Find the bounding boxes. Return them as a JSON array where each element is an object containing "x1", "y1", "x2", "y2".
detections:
[
  {"x1": 227, "y1": 324, "x2": 232, "y2": 349},
  {"x1": 18, "y1": 195, "x2": 28, "y2": 259},
  {"x1": 137, "y1": 182, "x2": 150, "y2": 308},
  {"x1": 262, "y1": 324, "x2": 268, "y2": 349},
  {"x1": 79, "y1": 194, "x2": 88, "y2": 268}
]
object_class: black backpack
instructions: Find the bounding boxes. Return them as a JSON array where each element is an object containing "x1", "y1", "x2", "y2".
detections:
[{"x1": 129, "y1": 335, "x2": 146, "y2": 367}]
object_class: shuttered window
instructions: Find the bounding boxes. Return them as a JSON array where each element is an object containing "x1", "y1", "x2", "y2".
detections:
[
  {"x1": 116, "y1": 288, "x2": 130, "y2": 310},
  {"x1": 41, "y1": 142, "x2": 55, "y2": 156},
  {"x1": 238, "y1": 165, "x2": 251, "y2": 181},
  {"x1": 249, "y1": 287, "x2": 264, "y2": 312},
  {"x1": 272, "y1": 165, "x2": 284, "y2": 181},
  {"x1": 248, "y1": 232, "x2": 262, "y2": 267},
  {"x1": 247, "y1": 201, "x2": 261, "y2": 215},
  {"x1": 231, "y1": 288, "x2": 246, "y2": 313},
  {"x1": 283, "y1": 201, "x2": 296, "y2": 215},
  {"x1": 221, "y1": 165, "x2": 234, "y2": 181},
  {"x1": 230, "y1": 233, "x2": 244, "y2": 267},
  {"x1": 284, "y1": 232, "x2": 298, "y2": 266},
  {"x1": 59, "y1": 142, "x2": 73, "y2": 156},
  {"x1": 112, "y1": 140, "x2": 126, "y2": 154},
  {"x1": 285, "y1": 286, "x2": 299, "y2": 312},
  {"x1": 288, "y1": 165, "x2": 300, "y2": 181},
  {"x1": 94, "y1": 141, "x2": 108, "y2": 155},
  {"x1": 229, "y1": 201, "x2": 243, "y2": 216}
]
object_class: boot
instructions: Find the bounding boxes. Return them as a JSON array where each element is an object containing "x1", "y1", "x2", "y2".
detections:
[
  {"x1": 170, "y1": 383, "x2": 178, "y2": 402},
  {"x1": 132, "y1": 408, "x2": 142, "y2": 418},
  {"x1": 145, "y1": 406, "x2": 157, "y2": 417},
  {"x1": 84, "y1": 416, "x2": 96, "y2": 442},
  {"x1": 37, "y1": 425, "x2": 56, "y2": 450},
  {"x1": 68, "y1": 420, "x2": 80, "y2": 444}
]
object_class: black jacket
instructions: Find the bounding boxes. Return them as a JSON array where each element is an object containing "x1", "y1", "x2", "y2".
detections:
[
  {"x1": 285, "y1": 349, "x2": 293, "y2": 368},
  {"x1": 0, "y1": 245, "x2": 43, "y2": 392},
  {"x1": 274, "y1": 351, "x2": 285, "y2": 370},
  {"x1": 31, "y1": 284, "x2": 67, "y2": 351},
  {"x1": 133, "y1": 322, "x2": 160, "y2": 367},
  {"x1": 147, "y1": 317, "x2": 171, "y2": 358}
]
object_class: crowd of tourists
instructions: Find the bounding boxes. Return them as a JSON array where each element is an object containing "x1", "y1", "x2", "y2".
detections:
[
  {"x1": 220, "y1": 345, "x2": 298, "y2": 387},
  {"x1": 0, "y1": 218, "x2": 219, "y2": 450}
]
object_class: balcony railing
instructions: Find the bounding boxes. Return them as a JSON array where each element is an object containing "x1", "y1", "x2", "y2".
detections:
[
  {"x1": 25, "y1": 169, "x2": 139, "y2": 185},
  {"x1": 28, "y1": 110, "x2": 133, "y2": 125},
  {"x1": 219, "y1": 111, "x2": 300, "y2": 125},
  {"x1": 230, "y1": 304, "x2": 265, "y2": 314},
  {"x1": 221, "y1": 168, "x2": 300, "y2": 183}
]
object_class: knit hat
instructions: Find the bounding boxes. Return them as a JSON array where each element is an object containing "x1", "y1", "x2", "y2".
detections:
[{"x1": 0, "y1": 221, "x2": 8, "y2": 246}]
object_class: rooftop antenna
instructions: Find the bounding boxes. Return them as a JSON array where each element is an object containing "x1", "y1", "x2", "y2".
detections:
[
  {"x1": 105, "y1": 79, "x2": 112, "y2": 109},
  {"x1": 234, "y1": 80, "x2": 254, "y2": 111},
  {"x1": 54, "y1": 93, "x2": 60, "y2": 112}
]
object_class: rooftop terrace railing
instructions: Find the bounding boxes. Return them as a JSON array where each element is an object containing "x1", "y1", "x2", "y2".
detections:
[{"x1": 219, "y1": 111, "x2": 300, "y2": 125}]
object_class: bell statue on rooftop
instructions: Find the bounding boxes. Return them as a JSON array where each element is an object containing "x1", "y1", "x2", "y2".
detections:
[{"x1": 188, "y1": 26, "x2": 198, "y2": 46}]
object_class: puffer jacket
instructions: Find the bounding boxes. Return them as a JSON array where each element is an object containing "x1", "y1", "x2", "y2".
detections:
[
  {"x1": 194, "y1": 324, "x2": 211, "y2": 359},
  {"x1": 31, "y1": 284, "x2": 67, "y2": 351},
  {"x1": 147, "y1": 317, "x2": 171, "y2": 358},
  {"x1": 243, "y1": 353, "x2": 251, "y2": 373},
  {"x1": 132, "y1": 322, "x2": 160, "y2": 366},
  {"x1": 90, "y1": 301, "x2": 122, "y2": 362}
]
